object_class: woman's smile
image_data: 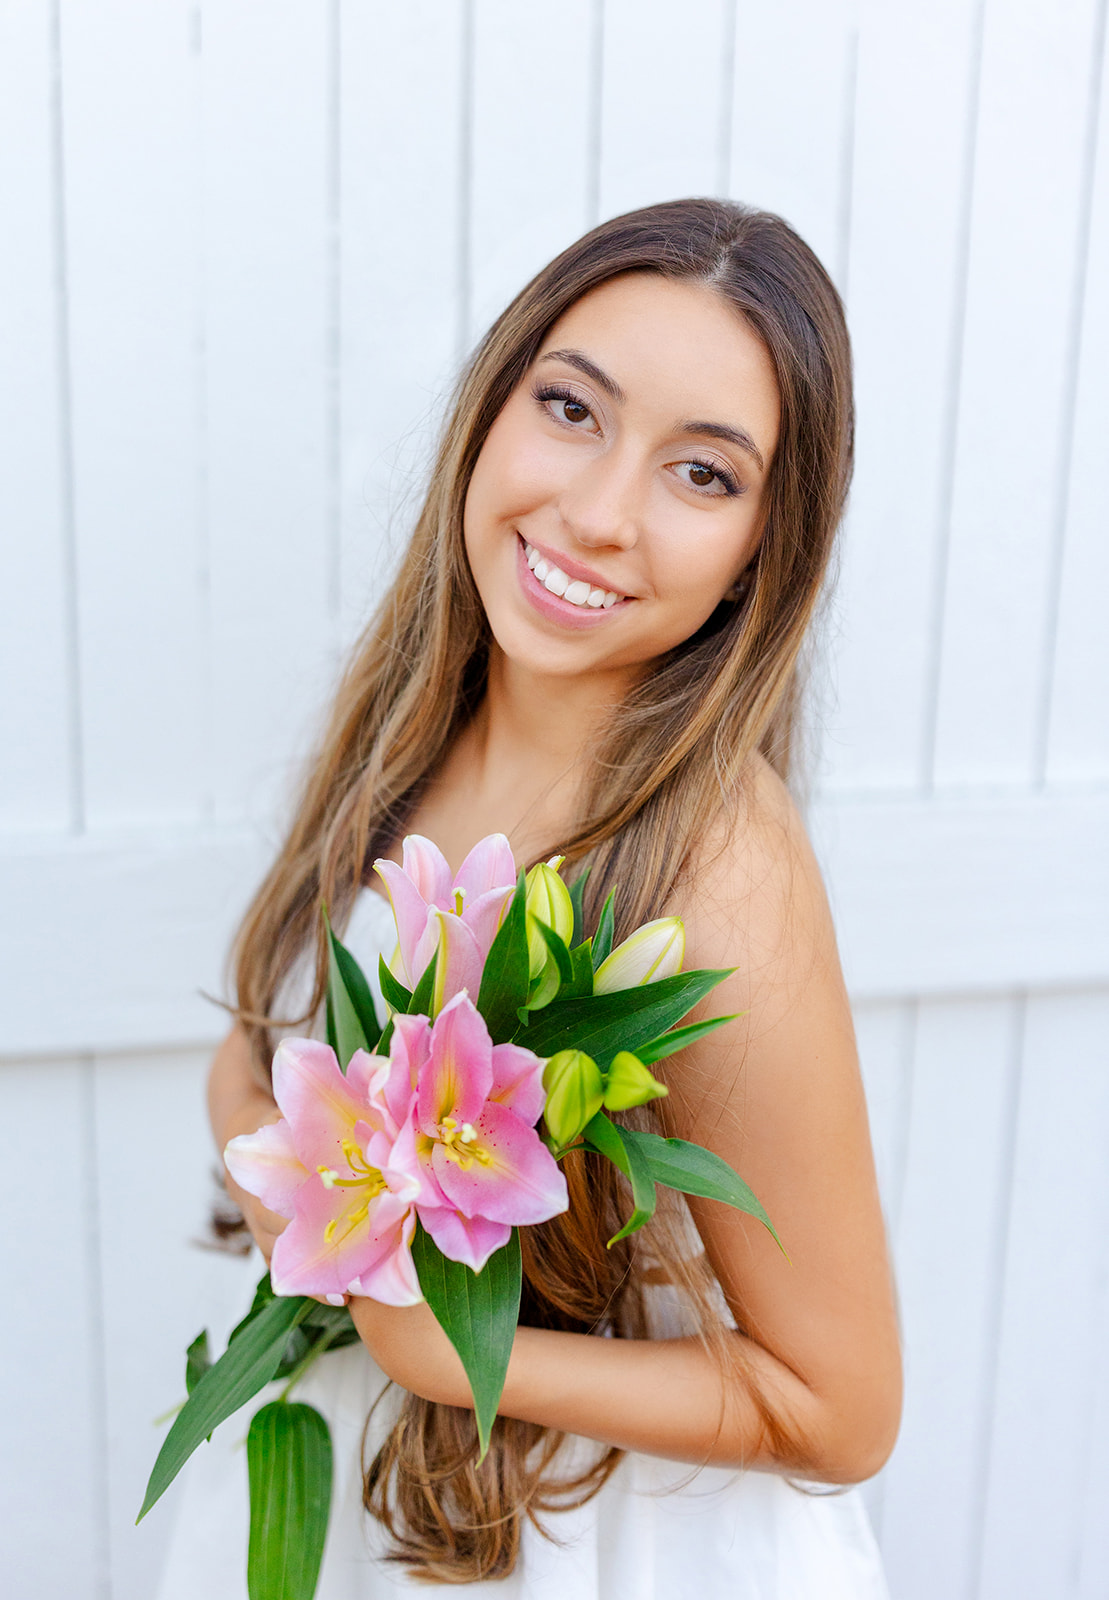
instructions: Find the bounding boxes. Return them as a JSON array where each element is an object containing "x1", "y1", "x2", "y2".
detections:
[
  {"x1": 463, "y1": 271, "x2": 780, "y2": 687},
  {"x1": 515, "y1": 534, "x2": 631, "y2": 629}
]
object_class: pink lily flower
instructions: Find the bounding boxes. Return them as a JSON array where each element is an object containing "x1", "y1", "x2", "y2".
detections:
[
  {"x1": 224, "y1": 1038, "x2": 423, "y2": 1306},
  {"x1": 393, "y1": 994, "x2": 569, "y2": 1272},
  {"x1": 373, "y1": 833, "x2": 517, "y2": 1012}
]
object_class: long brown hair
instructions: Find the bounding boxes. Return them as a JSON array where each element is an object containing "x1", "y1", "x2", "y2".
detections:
[{"x1": 232, "y1": 198, "x2": 853, "y2": 1582}]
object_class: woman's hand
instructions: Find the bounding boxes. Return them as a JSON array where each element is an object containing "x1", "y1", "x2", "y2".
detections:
[{"x1": 207, "y1": 1024, "x2": 291, "y2": 1266}]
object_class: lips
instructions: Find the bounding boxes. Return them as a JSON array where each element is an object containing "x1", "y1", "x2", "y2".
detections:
[
  {"x1": 513, "y1": 535, "x2": 630, "y2": 629},
  {"x1": 522, "y1": 542, "x2": 624, "y2": 610}
]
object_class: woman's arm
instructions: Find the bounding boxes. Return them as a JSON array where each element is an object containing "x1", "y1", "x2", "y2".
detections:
[
  {"x1": 207, "y1": 1023, "x2": 291, "y2": 1266},
  {"x1": 351, "y1": 759, "x2": 902, "y2": 1482}
]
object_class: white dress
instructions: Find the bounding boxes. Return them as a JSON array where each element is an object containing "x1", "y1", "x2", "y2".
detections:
[{"x1": 157, "y1": 890, "x2": 890, "y2": 1600}]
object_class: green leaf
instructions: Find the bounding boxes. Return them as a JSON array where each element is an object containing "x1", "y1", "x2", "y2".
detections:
[
  {"x1": 228, "y1": 1272, "x2": 277, "y2": 1345},
  {"x1": 324, "y1": 988, "x2": 337, "y2": 1055},
  {"x1": 411, "y1": 1224, "x2": 522, "y2": 1461},
  {"x1": 582, "y1": 1113, "x2": 658, "y2": 1245},
  {"x1": 246, "y1": 1402, "x2": 333, "y2": 1600},
  {"x1": 185, "y1": 1329, "x2": 210, "y2": 1397},
  {"x1": 323, "y1": 910, "x2": 374, "y2": 1067},
  {"x1": 409, "y1": 947, "x2": 439, "y2": 1015},
  {"x1": 565, "y1": 940, "x2": 596, "y2": 1000},
  {"x1": 138, "y1": 1295, "x2": 312, "y2": 1522},
  {"x1": 476, "y1": 871, "x2": 530, "y2": 1043},
  {"x1": 298, "y1": 1301, "x2": 362, "y2": 1351},
  {"x1": 517, "y1": 968, "x2": 732, "y2": 1069},
  {"x1": 536, "y1": 919, "x2": 574, "y2": 990},
  {"x1": 377, "y1": 955, "x2": 412, "y2": 1016},
  {"x1": 633, "y1": 1013, "x2": 740, "y2": 1065},
  {"x1": 622, "y1": 1129, "x2": 784, "y2": 1252},
  {"x1": 592, "y1": 891, "x2": 616, "y2": 968},
  {"x1": 567, "y1": 868, "x2": 590, "y2": 947}
]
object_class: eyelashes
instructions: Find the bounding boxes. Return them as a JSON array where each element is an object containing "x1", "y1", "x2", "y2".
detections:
[{"x1": 530, "y1": 381, "x2": 744, "y2": 498}]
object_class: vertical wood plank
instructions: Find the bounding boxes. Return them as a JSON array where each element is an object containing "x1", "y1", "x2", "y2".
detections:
[
  {"x1": 878, "y1": 996, "x2": 1021, "y2": 1600},
  {"x1": 727, "y1": 0, "x2": 856, "y2": 281},
  {"x1": 60, "y1": 0, "x2": 206, "y2": 827},
  {"x1": 598, "y1": 0, "x2": 730, "y2": 222},
  {"x1": 1044, "y1": 10, "x2": 1109, "y2": 784},
  {"x1": 93, "y1": 1049, "x2": 252, "y2": 1599},
  {"x1": 851, "y1": 996, "x2": 916, "y2": 1542},
  {"x1": 0, "y1": 1060, "x2": 102, "y2": 1599},
  {"x1": 853, "y1": 998, "x2": 915, "y2": 1236},
  {"x1": 977, "y1": 990, "x2": 1109, "y2": 1599},
  {"x1": 201, "y1": 1, "x2": 337, "y2": 825},
  {"x1": 0, "y1": 0, "x2": 74, "y2": 832},
  {"x1": 931, "y1": 0, "x2": 1102, "y2": 787},
  {"x1": 467, "y1": 0, "x2": 593, "y2": 344},
  {"x1": 337, "y1": 0, "x2": 466, "y2": 645},
  {"x1": 824, "y1": 0, "x2": 981, "y2": 793}
]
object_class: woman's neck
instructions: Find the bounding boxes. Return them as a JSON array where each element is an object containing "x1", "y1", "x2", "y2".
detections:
[{"x1": 407, "y1": 649, "x2": 632, "y2": 869}]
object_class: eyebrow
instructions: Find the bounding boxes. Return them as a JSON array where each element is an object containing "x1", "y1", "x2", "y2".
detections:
[
  {"x1": 679, "y1": 419, "x2": 766, "y2": 473},
  {"x1": 539, "y1": 349, "x2": 627, "y2": 404},
  {"x1": 538, "y1": 348, "x2": 766, "y2": 473}
]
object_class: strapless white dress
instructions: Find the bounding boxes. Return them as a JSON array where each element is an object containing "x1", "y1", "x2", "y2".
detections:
[{"x1": 156, "y1": 890, "x2": 890, "y2": 1600}]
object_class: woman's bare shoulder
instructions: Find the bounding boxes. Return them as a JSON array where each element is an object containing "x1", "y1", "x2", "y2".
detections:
[{"x1": 672, "y1": 753, "x2": 835, "y2": 1003}]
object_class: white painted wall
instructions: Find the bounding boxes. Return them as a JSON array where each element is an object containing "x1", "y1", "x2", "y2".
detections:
[{"x1": 2, "y1": 1, "x2": 1107, "y2": 1596}]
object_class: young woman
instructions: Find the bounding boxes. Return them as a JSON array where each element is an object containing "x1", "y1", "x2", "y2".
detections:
[{"x1": 161, "y1": 198, "x2": 901, "y2": 1598}]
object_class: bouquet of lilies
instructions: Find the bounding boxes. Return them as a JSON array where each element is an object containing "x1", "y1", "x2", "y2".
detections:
[{"x1": 139, "y1": 835, "x2": 778, "y2": 1600}]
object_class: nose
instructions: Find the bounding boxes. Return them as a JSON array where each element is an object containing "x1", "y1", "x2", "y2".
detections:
[{"x1": 557, "y1": 447, "x2": 642, "y2": 552}]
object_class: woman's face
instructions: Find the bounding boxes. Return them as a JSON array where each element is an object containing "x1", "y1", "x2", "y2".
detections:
[{"x1": 463, "y1": 272, "x2": 780, "y2": 688}]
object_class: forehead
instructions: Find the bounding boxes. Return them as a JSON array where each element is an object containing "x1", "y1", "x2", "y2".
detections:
[{"x1": 535, "y1": 273, "x2": 780, "y2": 458}]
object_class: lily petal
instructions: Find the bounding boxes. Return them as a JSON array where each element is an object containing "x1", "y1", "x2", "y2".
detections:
[
  {"x1": 373, "y1": 860, "x2": 433, "y2": 986},
  {"x1": 431, "y1": 1102, "x2": 568, "y2": 1226},
  {"x1": 453, "y1": 833, "x2": 516, "y2": 902},
  {"x1": 416, "y1": 1205, "x2": 511, "y2": 1274},
  {"x1": 417, "y1": 990, "x2": 492, "y2": 1130},
  {"x1": 460, "y1": 883, "x2": 516, "y2": 963},
  {"x1": 347, "y1": 1209, "x2": 422, "y2": 1304},
  {"x1": 271, "y1": 1038, "x2": 376, "y2": 1169},
  {"x1": 401, "y1": 835, "x2": 453, "y2": 908},
  {"x1": 488, "y1": 1041, "x2": 547, "y2": 1125},
  {"x1": 269, "y1": 1173, "x2": 416, "y2": 1302},
  {"x1": 382, "y1": 1013, "x2": 431, "y2": 1130},
  {"x1": 223, "y1": 1119, "x2": 305, "y2": 1218},
  {"x1": 429, "y1": 910, "x2": 484, "y2": 1017}
]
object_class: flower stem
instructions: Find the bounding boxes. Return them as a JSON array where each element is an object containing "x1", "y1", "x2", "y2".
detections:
[{"x1": 278, "y1": 1322, "x2": 342, "y2": 1402}]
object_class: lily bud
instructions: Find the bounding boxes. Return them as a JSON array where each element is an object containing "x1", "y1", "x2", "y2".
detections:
[
  {"x1": 525, "y1": 859, "x2": 575, "y2": 976},
  {"x1": 602, "y1": 1051, "x2": 669, "y2": 1112},
  {"x1": 542, "y1": 1048, "x2": 604, "y2": 1147},
  {"x1": 593, "y1": 916, "x2": 685, "y2": 994}
]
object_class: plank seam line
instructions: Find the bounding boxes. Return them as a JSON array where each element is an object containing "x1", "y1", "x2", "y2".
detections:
[
  {"x1": 327, "y1": 0, "x2": 343, "y2": 626},
  {"x1": 456, "y1": 0, "x2": 475, "y2": 361},
  {"x1": 717, "y1": 0, "x2": 738, "y2": 196},
  {"x1": 968, "y1": 991, "x2": 1026, "y2": 1600},
  {"x1": 80, "y1": 1056, "x2": 113, "y2": 1599},
  {"x1": 1031, "y1": 0, "x2": 1109, "y2": 788},
  {"x1": 49, "y1": 0, "x2": 84, "y2": 837},
  {"x1": 835, "y1": 22, "x2": 860, "y2": 299},
  {"x1": 586, "y1": 0, "x2": 605, "y2": 228},
  {"x1": 919, "y1": 0, "x2": 987, "y2": 794}
]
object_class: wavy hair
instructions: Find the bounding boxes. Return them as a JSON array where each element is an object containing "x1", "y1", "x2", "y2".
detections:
[{"x1": 230, "y1": 197, "x2": 853, "y2": 1582}]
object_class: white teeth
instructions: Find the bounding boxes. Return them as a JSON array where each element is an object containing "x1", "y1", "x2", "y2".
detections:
[{"x1": 523, "y1": 540, "x2": 624, "y2": 609}]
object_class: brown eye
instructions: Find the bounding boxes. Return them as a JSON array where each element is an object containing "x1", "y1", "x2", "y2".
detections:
[
  {"x1": 688, "y1": 464, "x2": 716, "y2": 487},
  {"x1": 562, "y1": 399, "x2": 591, "y2": 424}
]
